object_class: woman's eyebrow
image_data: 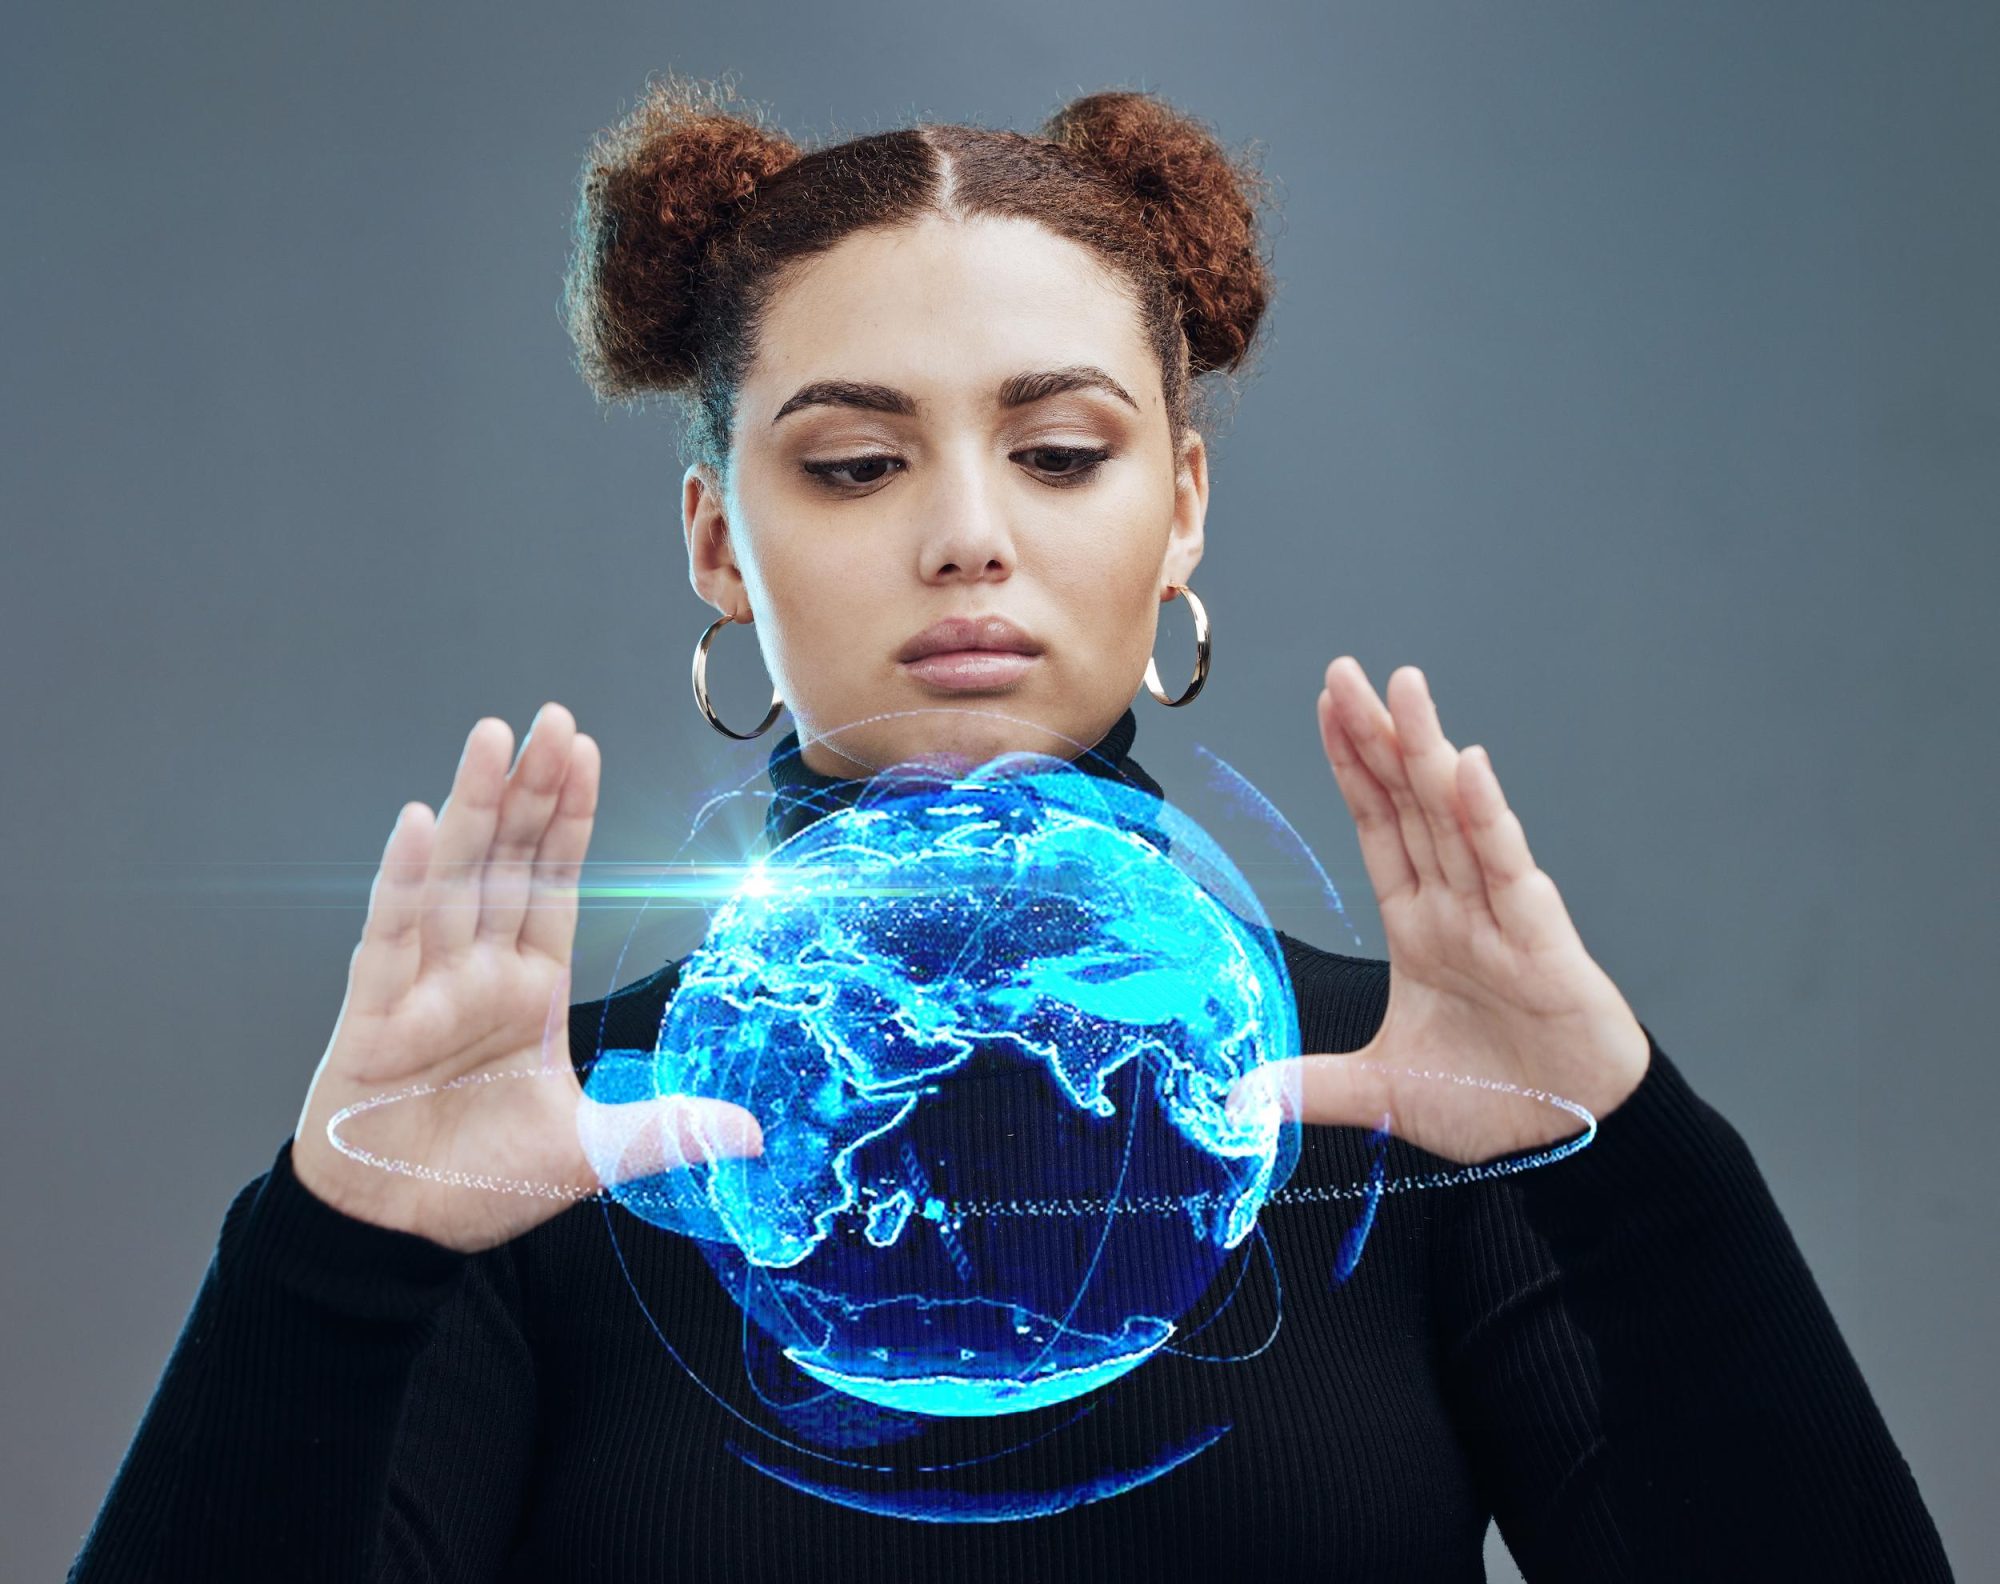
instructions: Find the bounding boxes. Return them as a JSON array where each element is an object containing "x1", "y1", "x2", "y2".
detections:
[{"x1": 771, "y1": 364, "x2": 1138, "y2": 424}]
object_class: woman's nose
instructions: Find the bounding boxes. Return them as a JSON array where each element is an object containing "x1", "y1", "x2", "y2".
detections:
[{"x1": 917, "y1": 450, "x2": 1019, "y2": 581}]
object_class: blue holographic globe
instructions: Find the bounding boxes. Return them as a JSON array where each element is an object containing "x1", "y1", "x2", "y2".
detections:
[{"x1": 584, "y1": 751, "x2": 1301, "y2": 1417}]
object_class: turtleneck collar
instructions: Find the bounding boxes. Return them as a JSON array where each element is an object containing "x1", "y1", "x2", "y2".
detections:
[{"x1": 761, "y1": 704, "x2": 1165, "y2": 849}]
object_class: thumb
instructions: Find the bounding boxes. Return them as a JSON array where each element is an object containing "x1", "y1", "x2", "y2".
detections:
[
  {"x1": 575, "y1": 1091, "x2": 765, "y2": 1190},
  {"x1": 1226, "y1": 1053, "x2": 1397, "y2": 1132}
]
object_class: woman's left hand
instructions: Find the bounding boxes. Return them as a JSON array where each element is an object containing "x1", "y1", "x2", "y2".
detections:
[{"x1": 1226, "y1": 657, "x2": 1652, "y2": 1164}]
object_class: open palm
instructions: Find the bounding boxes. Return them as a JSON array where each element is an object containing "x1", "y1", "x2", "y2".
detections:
[
  {"x1": 1228, "y1": 658, "x2": 1652, "y2": 1165},
  {"x1": 291, "y1": 704, "x2": 764, "y2": 1254}
]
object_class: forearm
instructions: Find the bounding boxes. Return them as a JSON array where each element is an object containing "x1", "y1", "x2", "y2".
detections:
[
  {"x1": 70, "y1": 1136, "x2": 470, "y2": 1582},
  {"x1": 1509, "y1": 1029, "x2": 1952, "y2": 1580}
]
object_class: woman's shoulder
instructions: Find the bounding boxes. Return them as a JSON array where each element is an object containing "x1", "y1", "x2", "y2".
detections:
[
  {"x1": 1269, "y1": 928, "x2": 1391, "y2": 1054},
  {"x1": 1270, "y1": 927, "x2": 1388, "y2": 976},
  {"x1": 567, "y1": 958, "x2": 685, "y2": 1081}
]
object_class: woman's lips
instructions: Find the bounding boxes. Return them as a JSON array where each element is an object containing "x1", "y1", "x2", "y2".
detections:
[{"x1": 900, "y1": 649, "x2": 1041, "y2": 689}]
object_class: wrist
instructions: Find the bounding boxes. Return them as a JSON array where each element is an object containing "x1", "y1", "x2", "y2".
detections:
[{"x1": 1586, "y1": 1008, "x2": 1653, "y2": 1120}]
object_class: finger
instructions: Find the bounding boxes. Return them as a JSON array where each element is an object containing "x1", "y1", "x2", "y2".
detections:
[
  {"x1": 1457, "y1": 745, "x2": 1562, "y2": 948},
  {"x1": 1384, "y1": 666, "x2": 1487, "y2": 904},
  {"x1": 476, "y1": 702, "x2": 577, "y2": 948},
  {"x1": 1326, "y1": 657, "x2": 1442, "y2": 889},
  {"x1": 419, "y1": 718, "x2": 512, "y2": 965},
  {"x1": 520, "y1": 731, "x2": 600, "y2": 963},
  {"x1": 1316, "y1": 682, "x2": 1417, "y2": 907},
  {"x1": 349, "y1": 801, "x2": 434, "y2": 1014},
  {"x1": 1226, "y1": 1053, "x2": 1399, "y2": 1133},
  {"x1": 576, "y1": 1092, "x2": 765, "y2": 1189}
]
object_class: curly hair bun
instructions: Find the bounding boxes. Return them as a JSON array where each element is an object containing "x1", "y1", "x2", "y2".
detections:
[
  {"x1": 1042, "y1": 90, "x2": 1273, "y2": 377},
  {"x1": 564, "y1": 73, "x2": 803, "y2": 401}
]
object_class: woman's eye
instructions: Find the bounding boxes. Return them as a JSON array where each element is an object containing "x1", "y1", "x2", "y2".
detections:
[
  {"x1": 800, "y1": 454, "x2": 904, "y2": 490},
  {"x1": 1017, "y1": 446, "x2": 1112, "y2": 486},
  {"x1": 798, "y1": 446, "x2": 1112, "y2": 494}
]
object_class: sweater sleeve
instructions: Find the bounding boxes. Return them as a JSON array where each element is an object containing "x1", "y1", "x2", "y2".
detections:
[
  {"x1": 1430, "y1": 1023, "x2": 1954, "y2": 1582},
  {"x1": 69, "y1": 1134, "x2": 541, "y2": 1583}
]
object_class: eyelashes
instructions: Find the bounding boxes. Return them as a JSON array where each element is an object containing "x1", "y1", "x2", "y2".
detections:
[{"x1": 799, "y1": 445, "x2": 1113, "y2": 495}]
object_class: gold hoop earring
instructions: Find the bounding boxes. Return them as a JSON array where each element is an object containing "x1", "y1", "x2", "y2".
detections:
[
  {"x1": 1143, "y1": 583, "x2": 1211, "y2": 707},
  {"x1": 692, "y1": 613, "x2": 784, "y2": 739}
]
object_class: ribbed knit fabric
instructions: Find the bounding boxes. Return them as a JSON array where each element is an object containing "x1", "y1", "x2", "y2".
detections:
[{"x1": 69, "y1": 707, "x2": 1953, "y2": 1582}]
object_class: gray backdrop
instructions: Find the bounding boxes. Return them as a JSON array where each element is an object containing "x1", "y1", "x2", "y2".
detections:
[{"x1": 5, "y1": 2, "x2": 1993, "y2": 1578}]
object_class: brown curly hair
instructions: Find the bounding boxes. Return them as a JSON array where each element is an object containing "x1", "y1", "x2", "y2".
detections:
[{"x1": 561, "y1": 72, "x2": 1279, "y2": 477}]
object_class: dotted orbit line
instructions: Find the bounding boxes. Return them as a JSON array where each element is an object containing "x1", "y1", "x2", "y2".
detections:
[{"x1": 326, "y1": 1064, "x2": 1598, "y2": 1212}]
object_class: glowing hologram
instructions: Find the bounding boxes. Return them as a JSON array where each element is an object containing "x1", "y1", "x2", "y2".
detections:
[
  {"x1": 581, "y1": 748, "x2": 1304, "y2": 1417},
  {"x1": 311, "y1": 706, "x2": 1611, "y2": 1523},
  {"x1": 1333, "y1": 1119, "x2": 1393, "y2": 1285},
  {"x1": 781, "y1": 1296, "x2": 1175, "y2": 1415},
  {"x1": 726, "y1": 1420, "x2": 1232, "y2": 1522},
  {"x1": 1192, "y1": 742, "x2": 1370, "y2": 952}
]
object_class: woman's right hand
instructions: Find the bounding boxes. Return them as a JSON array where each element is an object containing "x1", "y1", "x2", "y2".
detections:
[{"x1": 288, "y1": 703, "x2": 764, "y2": 1254}]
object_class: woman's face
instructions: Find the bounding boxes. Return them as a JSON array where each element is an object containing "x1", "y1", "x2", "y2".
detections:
[{"x1": 682, "y1": 213, "x2": 1207, "y2": 778}]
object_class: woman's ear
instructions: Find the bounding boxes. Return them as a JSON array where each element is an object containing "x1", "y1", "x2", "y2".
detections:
[
  {"x1": 1164, "y1": 430, "x2": 1209, "y2": 589},
  {"x1": 682, "y1": 461, "x2": 749, "y2": 618}
]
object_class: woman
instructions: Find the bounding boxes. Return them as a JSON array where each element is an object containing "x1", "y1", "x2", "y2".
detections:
[{"x1": 70, "y1": 76, "x2": 1951, "y2": 1581}]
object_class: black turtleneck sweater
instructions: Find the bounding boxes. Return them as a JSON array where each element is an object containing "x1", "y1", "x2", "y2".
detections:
[{"x1": 69, "y1": 707, "x2": 1952, "y2": 1581}]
